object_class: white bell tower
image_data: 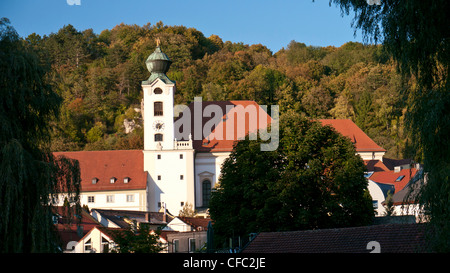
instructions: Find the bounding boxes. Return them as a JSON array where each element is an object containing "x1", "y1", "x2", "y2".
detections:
[
  {"x1": 142, "y1": 39, "x2": 176, "y2": 151},
  {"x1": 142, "y1": 40, "x2": 195, "y2": 215}
]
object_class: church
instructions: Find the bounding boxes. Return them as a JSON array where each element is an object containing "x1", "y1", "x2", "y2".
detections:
[{"x1": 54, "y1": 43, "x2": 396, "y2": 216}]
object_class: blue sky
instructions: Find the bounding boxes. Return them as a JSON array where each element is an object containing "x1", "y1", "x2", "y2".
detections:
[{"x1": 1, "y1": 0, "x2": 364, "y2": 53}]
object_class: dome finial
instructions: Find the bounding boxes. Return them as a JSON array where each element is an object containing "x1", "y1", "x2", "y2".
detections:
[{"x1": 156, "y1": 37, "x2": 161, "y2": 47}]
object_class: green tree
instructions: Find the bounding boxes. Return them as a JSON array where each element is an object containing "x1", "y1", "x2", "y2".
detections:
[
  {"x1": 0, "y1": 18, "x2": 81, "y2": 252},
  {"x1": 109, "y1": 221, "x2": 164, "y2": 253},
  {"x1": 209, "y1": 111, "x2": 374, "y2": 246},
  {"x1": 330, "y1": 0, "x2": 450, "y2": 252}
]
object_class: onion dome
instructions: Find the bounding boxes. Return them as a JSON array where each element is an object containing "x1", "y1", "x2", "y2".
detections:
[{"x1": 142, "y1": 39, "x2": 174, "y2": 84}]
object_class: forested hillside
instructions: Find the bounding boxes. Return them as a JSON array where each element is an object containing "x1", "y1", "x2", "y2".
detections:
[{"x1": 23, "y1": 21, "x2": 413, "y2": 158}]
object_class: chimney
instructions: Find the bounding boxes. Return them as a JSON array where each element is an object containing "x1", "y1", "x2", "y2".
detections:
[
  {"x1": 394, "y1": 166, "x2": 401, "y2": 173},
  {"x1": 145, "y1": 212, "x2": 150, "y2": 222}
]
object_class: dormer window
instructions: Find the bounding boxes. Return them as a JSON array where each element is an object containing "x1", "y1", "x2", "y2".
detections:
[
  {"x1": 110, "y1": 177, "x2": 116, "y2": 184},
  {"x1": 124, "y1": 177, "x2": 130, "y2": 183},
  {"x1": 92, "y1": 177, "x2": 98, "y2": 184},
  {"x1": 395, "y1": 175, "x2": 405, "y2": 182}
]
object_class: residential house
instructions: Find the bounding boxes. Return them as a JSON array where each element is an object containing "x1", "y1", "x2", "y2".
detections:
[
  {"x1": 53, "y1": 206, "x2": 101, "y2": 253},
  {"x1": 163, "y1": 216, "x2": 212, "y2": 253}
]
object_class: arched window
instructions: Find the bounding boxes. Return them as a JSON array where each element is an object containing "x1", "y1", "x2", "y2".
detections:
[
  {"x1": 154, "y1": 133, "x2": 163, "y2": 142},
  {"x1": 202, "y1": 179, "x2": 211, "y2": 207},
  {"x1": 154, "y1": 101, "x2": 163, "y2": 116},
  {"x1": 154, "y1": 87, "x2": 163, "y2": 94}
]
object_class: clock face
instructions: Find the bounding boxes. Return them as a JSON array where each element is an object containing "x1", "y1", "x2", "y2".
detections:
[{"x1": 153, "y1": 120, "x2": 165, "y2": 132}]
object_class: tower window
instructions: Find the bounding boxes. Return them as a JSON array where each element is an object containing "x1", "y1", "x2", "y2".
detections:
[
  {"x1": 180, "y1": 154, "x2": 183, "y2": 159},
  {"x1": 154, "y1": 87, "x2": 163, "y2": 94},
  {"x1": 154, "y1": 102, "x2": 163, "y2": 116},
  {"x1": 158, "y1": 175, "x2": 161, "y2": 180},
  {"x1": 155, "y1": 133, "x2": 163, "y2": 142},
  {"x1": 157, "y1": 154, "x2": 161, "y2": 159},
  {"x1": 180, "y1": 175, "x2": 184, "y2": 180}
]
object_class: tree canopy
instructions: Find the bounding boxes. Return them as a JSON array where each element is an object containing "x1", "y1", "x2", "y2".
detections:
[
  {"x1": 330, "y1": 0, "x2": 450, "y2": 252},
  {"x1": 208, "y1": 111, "x2": 374, "y2": 246},
  {"x1": 12, "y1": 20, "x2": 410, "y2": 159}
]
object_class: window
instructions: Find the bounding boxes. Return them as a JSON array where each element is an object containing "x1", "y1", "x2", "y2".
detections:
[
  {"x1": 154, "y1": 87, "x2": 163, "y2": 94},
  {"x1": 173, "y1": 239, "x2": 179, "y2": 253},
  {"x1": 101, "y1": 237, "x2": 110, "y2": 253},
  {"x1": 154, "y1": 133, "x2": 163, "y2": 142},
  {"x1": 373, "y1": 200, "x2": 378, "y2": 209},
  {"x1": 84, "y1": 239, "x2": 92, "y2": 252},
  {"x1": 189, "y1": 238, "x2": 196, "y2": 253},
  {"x1": 110, "y1": 177, "x2": 116, "y2": 184},
  {"x1": 123, "y1": 177, "x2": 130, "y2": 183},
  {"x1": 126, "y1": 194, "x2": 135, "y2": 202},
  {"x1": 157, "y1": 154, "x2": 161, "y2": 159},
  {"x1": 180, "y1": 202, "x2": 184, "y2": 206},
  {"x1": 154, "y1": 102, "x2": 163, "y2": 116},
  {"x1": 157, "y1": 175, "x2": 161, "y2": 180},
  {"x1": 88, "y1": 196, "x2": 95, "y2": 203},
  {"x1": 180, "y1": 175, "x2": 184, "y2": 180},
  {"x1": 106, "y1": 195, "x2": 114, "y2": 203},
  {"x1": 202, "y1": 180, "x2": 212, "y2": 207},
  {"x1": 92, "y1": 177, "x2": 98, "y2": 184},
  {"x1": 180, "y1": 154, "x2": 183, "y2": 159}
]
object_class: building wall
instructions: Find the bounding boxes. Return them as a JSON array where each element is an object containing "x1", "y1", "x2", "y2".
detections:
[
  {"x1": 367, "y1": 180, "x2": 387, "y2": 216},
  {"x1": 144, "y1": 149, "x2": 195, "y2": 214},
  {"x1": 194, "y1": 151, "x2": 230, "y2": 209},
  {"x1": 167, "y1": 231, "x2": 207, "y2": 253},
  {"x1": 76, "y1": 189, "x2": 147, "y2": 211},
  {"x1": 142, "y1": 79, "x2": 176, "y2": 151},
  {"x1": 358, "y1": 151, "x2": 385, "y2": 161}
]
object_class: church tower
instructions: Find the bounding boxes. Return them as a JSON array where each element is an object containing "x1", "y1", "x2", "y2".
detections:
[
  {"x1": 142, "y1": 40, "x2": 195, "y2": 214},
  {"x1": 142, "y1": 39, "x2": 175, "y2": 151}
]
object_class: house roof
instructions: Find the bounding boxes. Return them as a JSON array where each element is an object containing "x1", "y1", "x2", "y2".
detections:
[
  {"x1": 364, "y1": 159, "x2": 390, "y2": 172},
  {"x1": 54, "y1": 207, "x2": 101, "y2": 249},
  {"x1": 382, "y1": 157, "x2": 413, "y2": 171},
  {"x1": 242, "y1": 224, "x2": 428, "y2": 253},
  {"x1": 390, "y1": 170, "x2": 424, "y2": 206},
  {"x1": 177, "y1": 216, "x2": 212, "y2": 231},
  {"x1": 91, "y1": 209, "x2": 174, "y2": 228},
  {"x1": 319, "y1": 119, "x2": 386, "y2": 152},
  {"x1": 370, "y1": 167, "x2": 418, "y2": 193},
  {"x1": 175, "y1": 100, "x2": 272, "y2": 153},
  {"x1": 53, "y1": 150, "x2": 147, "y2": 192}
]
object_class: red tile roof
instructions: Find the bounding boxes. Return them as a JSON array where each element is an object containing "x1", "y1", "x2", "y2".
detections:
[
  {"x1": 319, "y1": 119, "x2": 386, "y2": 152},
  {"x1": 54, "y1": 207, "x2": 101, "y2": 250},
  {"x1": 364, "y1": 160, "x2": 390, "y2": 172},
  {"x1": 176, "y1": 100, "x2": 272, "y2": 152},
  {"x1": 53, "y1": 150, "x2": 147, "y2": 192},
  {"x1": 370, "y1": 168, "x2": 418, "y2": 193},
  {"x1": 178, "y1": 216, "x2": 212, "y2": 231},
  {"x1": 242, "y1": 224, "x2": 428, "y2": 253}
]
